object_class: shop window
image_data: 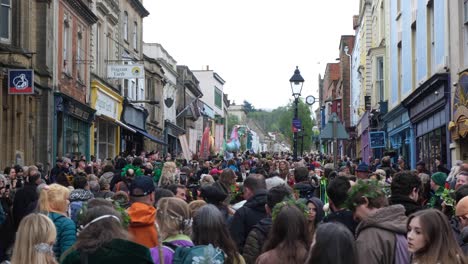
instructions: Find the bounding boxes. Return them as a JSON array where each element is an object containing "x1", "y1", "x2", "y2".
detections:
[
  {"x1": 416, "y1": 126, "x2": 447, "y2": 173},
  {"x1": 214, "y1": 87, "x2": 222, "y2": 109},
  {"x1": 64, "y1": 115, "x2": 88, "y2": 158},
  {"x1": 97, "y1": 120, "x2": 115, "y2": 160}
]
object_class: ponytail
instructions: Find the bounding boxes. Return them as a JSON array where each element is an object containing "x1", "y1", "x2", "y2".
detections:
[{"x1": 38, "y1": 187, "x2": 51, "y2": 212}]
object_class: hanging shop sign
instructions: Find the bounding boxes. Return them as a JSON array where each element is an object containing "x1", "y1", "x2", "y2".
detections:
[
  {"x1": 8, "y1": 69, "x2": 34, "y2": 94},
  {"x1": 369, "y1": 131, "x2": 386, "y2": 148},
  {"x1": 107, "y1": 65, "x2": 144, "y2": 79}
]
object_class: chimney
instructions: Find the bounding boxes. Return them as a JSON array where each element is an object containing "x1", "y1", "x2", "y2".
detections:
[{"x1": 206, "y1": 65, "x2": 210, "y2": 71}]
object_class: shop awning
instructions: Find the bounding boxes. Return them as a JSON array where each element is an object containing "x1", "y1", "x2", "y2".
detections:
[
  {"x1": 96, "y1": 114, "x2": 137, "y2": 133},
  {"x1": 114, "y1": 119, "x2": 137, "y2": 133},
  {"x1": 133, "y1": 127, "x2": 167, "y2": 145}
]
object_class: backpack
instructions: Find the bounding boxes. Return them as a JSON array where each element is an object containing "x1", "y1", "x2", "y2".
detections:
[
  {"x1": 163, "y1": 242, "x2": 225, "y2": 264},
  {"x1": 69, "y1": 200, "x2": 85, "y2": 225}
]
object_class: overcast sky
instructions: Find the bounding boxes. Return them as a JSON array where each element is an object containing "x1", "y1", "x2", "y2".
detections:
[{"x1": 143, "y1": 0, "x2": 359, "y2": 111}]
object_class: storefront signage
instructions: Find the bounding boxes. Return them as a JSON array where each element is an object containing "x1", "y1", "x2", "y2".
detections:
[
  {"x1": 96, "y1": 91, "x2": 117, "y2": 119},
  {"x1": 107, "y1": 65, "x2": 144, "y2": 79},
  {"x1": 8, "y1": 69, "x2": 34, "y2": 94},
  {"x1": 369, "y1": 131, "x2": 386, "y2": 148},
  {"x1": 122, "y1": 105, "x2": 145, "y2": 130},
  {"x1": 67, "y1": 102, "x2": 90, "y2": 121}
]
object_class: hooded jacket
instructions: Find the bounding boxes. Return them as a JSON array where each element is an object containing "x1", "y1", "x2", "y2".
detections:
[
  {"x1": 229, "y1": 189, "x2": 267, "y2": 253},
  {"x1": 355, "y1": 204, "x2": 410, "y2": 264},
  {"x1": 293, "y1": 181, "x2": 316, "y2": 200},
  {"x1": 127, "y1": 202, "x2": 158, "y2": 248},
  {"x1": 60, "y1": 238, "x2": 154, "y2": 264}
]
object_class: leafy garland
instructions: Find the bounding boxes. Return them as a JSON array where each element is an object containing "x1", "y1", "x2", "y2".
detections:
[
  {"x1": 271, "y1": 198, "x2": 309, "y2": 221},
  {"x1": 76, "y1": 200, "x2": 130, "y2": 229},
  {"x1": 346, "y1": 180, "x2": 385, "y2": 210},
  {"x1": 120, "y1": 164, "x2": 144, "y2": 177}
]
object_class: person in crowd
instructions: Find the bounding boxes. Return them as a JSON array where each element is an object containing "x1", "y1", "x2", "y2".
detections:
[
  {"x1": 408, "y1": 209, "x2": 466, "y2": 264},
  {"x1": 192, "y1": 204, "x2": 245, "y2": 264},
  {"x1": 56, "y1": 172, "x2": 71, "y2": 188},
  {"x1": 158, "y1": 161, "x2": 178, "y2": 187},
  {"x1": 293, "y1": 166, "x2": 315, "y2": 200},
  {"x1": 306, "y1": 197, "x2": 324, "y2": 238},
  {"x1": 418, "y1": 172, "x2": 431, "y2": 206},
  {"x1": 322, "y1": 176, "x2": 357, "y2": 234},
  {"x1": 196, "y1": 160, "x2": 211, "y2": 181},
  {"x1": 188, "y1": 200, "x2": 206, "y2": 218},
  {"x1": 95, "y1": 175, "x2": 114, "y2": 199},
  {"x1": 416, "y1": 161, "x2": 431, "y2": 175},
  {"x1": 60, "y1": 203, "x2": 153, "y2": 264},
  {"x1": 277, "y1": 160, "x2": 290, "y2": 182},
  {"x1": 166, "y1": 184, "x2": 188, "y2": 202},
  {"x1": 213, "y1": 168, "x2": 237, "y2": 204},
  {"x1": 448, "y1": 160, "x2": 464, "y2": 189},
  {"x1": 347, "y1": 180, "x2": 410, "y2": 264},
  {"x1": 255, "y1": 203, "x2": 310, "y2": 264},
  {"x1": 230, "y1": 174, "x2": 268, "y2": 253},
  {"x1": 200, "y1": 185, "x2": 232, "y2": 223},
  {"x1": 38, "y1": 183, "x2": 76, "y2": 260},
  {"x1": 69, "y1": 175, "x2": 94, "y2": 224},
  {"x1": 456, "y1": 171, "x2": 468, "y2": 190},
  {"x1": 11, "y1": 213, "x2": 57, "y2": 264},
  {"x1": 305, "y1": 222, "x2": 358, "y2": 264},
  {"x1": 12, "y1": 170, "x2": 41, "y2": 230},
  {"x1": 397, "y1": 156, "x2": 408, "y2": 171},
  {"x1": 154, "y1": 188, "x2": 174, "y2": 207},
  {"x1": 114, "y1": 168, "x2": 136, "y2": 194},
  {"x1": 455, "y1": 194, "x2": 468, "y2": 254},
  {"x1": 379, "y1": 156, "x2": 396, "y2": 181},
  {"x1": 435, "y1": 156, "x2": 451, "y2": 175},
  {"x1": 429, "y1": 172, "x2": 447, "y2": 209},
  {"x1": 112, "y1": 191, "x2": 130, "y2": 209},
  {"x1": 49, "y1": 159, "x2": 63, "y2": 184},
  {"x1": 110, "y1": 157, "x2": 128, "y2": 191},
  {"x1": 355, "y1": 162, "x2": 369, "y2": 180},
  {"x1": 265, "y1": 175, "x2": 286, "y2": 190},
  {"x1": 127, "y1": 175, "x2": 158, "y2": 248},
  {"x1": 200, "y1": 174, "x2": 215, "y2": 187},
  {"x1": 389, "y1": 171, "x2": 423, "y2": 216},
  {"x1": 243, "y1": 184, "x2": 293, "y2": 264},
  {"x1": 150, "y1": 197, "x2": 193, "y2": 264},
  {"x1": 0, "y1": 173, "x2": 14, "y2": 262}
]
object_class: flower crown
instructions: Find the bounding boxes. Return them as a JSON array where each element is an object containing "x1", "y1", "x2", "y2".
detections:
[{"x1": 271, "y1": 198, "x2": 309, "y2": 221}]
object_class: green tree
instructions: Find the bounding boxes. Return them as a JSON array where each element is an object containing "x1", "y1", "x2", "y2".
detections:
[
  {"x1": 277, "y1": 99, "x2": 315, "y2": 152},
  {"x1": 243, "y1": 100, "x2": 255, "y2": 113}
]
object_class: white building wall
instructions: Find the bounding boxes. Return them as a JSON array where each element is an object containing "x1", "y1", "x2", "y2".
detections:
[{"x1": 193, "y1": 70, "x2": 225, "y2": 117}]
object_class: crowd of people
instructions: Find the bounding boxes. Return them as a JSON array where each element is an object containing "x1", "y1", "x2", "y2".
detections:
[{"x1": 0, "y1": 150, "x2": 468, "y2": 263}]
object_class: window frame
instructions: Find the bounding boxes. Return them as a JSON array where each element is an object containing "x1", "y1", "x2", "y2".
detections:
[
  {"x1": 123, "y1": 11, "x2": 128, "y2": 41},
  {"x1": 133, "y1": 21, "x2": 138, "y2": 51},
  {"x1": 214, "y1": 87, "x2": 222, "y2": 109},
  {"x1": 376, "y1": 56, "x2": 384, "y2": 102},
  {"x1": 0, "y1": 0, "x2": 11, "y2": 43}
]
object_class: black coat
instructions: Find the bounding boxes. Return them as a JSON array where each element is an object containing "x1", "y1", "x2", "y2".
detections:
[
  {"x1": 12, "y1": 183, "x2": 38, "y2": 230},
  {"x1": 243, "y1": 217, "x2": 272, "y2": 264},
  {"x1": 229, "y1": 189, "x2": 267, "y2": 253},
  {"x1": 389, "y1": 194, "x2": 422, "y2": 216},
  {"x1": 322, "y1": 209, "x2": 358, "y2": 235}
]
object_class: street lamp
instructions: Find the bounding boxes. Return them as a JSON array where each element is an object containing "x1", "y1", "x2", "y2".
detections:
[{"x1": 290, "y1": 66, "x2": 304, "y2": 161}]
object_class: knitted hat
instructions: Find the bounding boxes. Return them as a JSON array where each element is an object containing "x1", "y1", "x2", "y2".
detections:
[
  {"x1": 431, "y1": 172, "x2": 447, "y2": 187},
  {"x1": 456, "y1": 196, "x2": 468, "y2": 217}
]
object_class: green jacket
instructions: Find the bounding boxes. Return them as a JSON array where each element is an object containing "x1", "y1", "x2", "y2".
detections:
[{"x1": 60, "y1": 238, "x2": 154, "y2": 264}]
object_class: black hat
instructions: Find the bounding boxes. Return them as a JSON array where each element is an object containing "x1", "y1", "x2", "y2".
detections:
[
  {"x1": 200, "y1": 186, "x2": 227, "y2": 205},
  {"x1": 130, "y1": 176, "x2": 155, "y2": 197}
]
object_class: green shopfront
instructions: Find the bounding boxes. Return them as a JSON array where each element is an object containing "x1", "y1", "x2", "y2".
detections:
[{"x1": 54, "y1": 93, "x2": 95, "y2": 160}]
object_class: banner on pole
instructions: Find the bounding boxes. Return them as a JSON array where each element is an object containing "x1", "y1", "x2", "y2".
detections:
[{"x1": 178, "y1": 134, "x2": 191, "y2": 162}]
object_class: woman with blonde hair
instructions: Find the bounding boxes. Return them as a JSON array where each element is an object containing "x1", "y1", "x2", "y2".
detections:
[
  {"x1": 11, "y1": 213, "x2": 58, "y2": 264},
  {"x1": 158, "y1": 162, "x2": 179, "y2": 187},
  {"x1": 38, "y1": 184, "x2": 76, "y2": 260},
  {"x1": 150, "y1": 197, "x2": 193, "y2": 263}
]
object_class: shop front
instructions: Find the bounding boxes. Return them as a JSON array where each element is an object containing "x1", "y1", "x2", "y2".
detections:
[
  {"x1": 164, "y1": 120, "x2": 185, "y2": 156},
  {"x1": 121, "y1": 102, "x2": 165, "y2": 156},
  {"x1": 403, "y1": 73, "x2": 451, "y2": 173},
  {"x1": 90, "y1": 80, "x2": 133, "y2": 160},
  {"x1": 54, "y1": 92, "x2": 95, "y2": 160},
  {"x1": 383, "y1": 104, "x2": 415, "y2": 169},
  {"x1": 449, "y1": 71, "x2": 468, "y2": 162}
]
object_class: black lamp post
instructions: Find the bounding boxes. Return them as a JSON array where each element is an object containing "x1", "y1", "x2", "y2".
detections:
[{"x1": 290, "y1": 66, "x2": 304, "y2": 161}]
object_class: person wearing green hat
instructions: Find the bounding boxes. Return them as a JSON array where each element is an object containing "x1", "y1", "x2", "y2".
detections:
[{"x1": 429, "y1": 172, "x2": 447, "y2": 209}]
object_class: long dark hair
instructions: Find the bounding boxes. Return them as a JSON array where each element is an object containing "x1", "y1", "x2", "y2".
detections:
[
  {"x1": 306, "y1": 222, "x2": 357, "y2": 264},
  {"x1": 408, "y1": 209, "x2": 467, "y2": 264},
  {"x1": 262, "y1": 204, "x2": 310, "y2": 264},
  {"x1": 73, "y1": 204, "x2": 128, "y2": 253},
  {"x1": 192, "y1": 204, "x2": 240, "y2": 264}
]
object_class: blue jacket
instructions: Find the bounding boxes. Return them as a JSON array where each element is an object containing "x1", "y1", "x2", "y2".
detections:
[{"x1": 48, "y1": 212, "x2": 76, "y2": 260}]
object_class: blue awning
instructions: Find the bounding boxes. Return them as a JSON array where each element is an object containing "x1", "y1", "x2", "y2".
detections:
[{"x1": 133, "y1": 127, "x2": 167, "y2": 145}]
